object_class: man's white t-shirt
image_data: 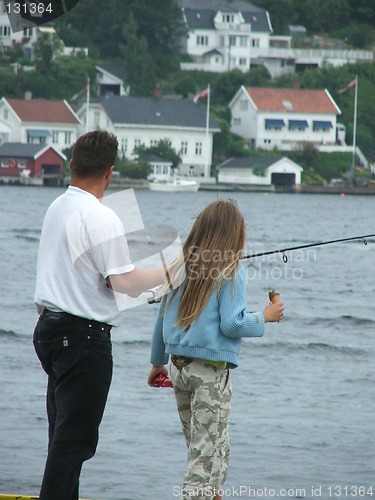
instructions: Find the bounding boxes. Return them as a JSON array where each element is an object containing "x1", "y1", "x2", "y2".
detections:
[{"x1": 34, "y1": 186, "x2": 135, "y2": 326}]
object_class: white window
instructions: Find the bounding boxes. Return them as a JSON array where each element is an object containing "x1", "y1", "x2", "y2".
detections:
[
  {"x1": 233, "y1": 118, "x2": 241, "y2": 126},
  {"x1": 150, "y1": 139, "x2": 158, "y2": 147},
  {"x1": 195, "y1": 142, "x2": 202, "y2": 156},
  {"x1": 239, "y1": 58, "x2": 247, "y2": 66},
  {"x1": 52, "y1": 131, "x2": 59, "y2": 143},
  {"x1": 0, "y1": 26, "x2": 11, "y2": 37},
  {"x1": 134, "y1": 139, "x2": 141, "y2": 152},
  {"x1": 229, "y1": 36, "x2": 236, "y2": 46},
  {"x1": 65, "y1": 132, "x2": 72, "y2": 145},
  {"x1": 264, "y1": 139, "x2": 271, "y2": 144},
  {"x1": 121, "y1": 138, "x2": 128, "y2": 152},
  {"x1": 1, "y1": 161, "x2": 9, "y2": 168},
  {"x1": 23, "y1": 28, "x2": 33, "y2": 37},
  {"x1": 181, "y1": 141, "x2": 188, "y2": 155},
  {"x1": 240, "y1": 100, "x2": 248, "y2": 111},
  {"x1": 222, "y1": 14, "x2": 234, "y2": 23},
  {"x1": 252, "y1": 38, "x2": 260, "y2": 48},
  {"x1": 239, "y1": 36, "x2": 248, "y2": 47},
  {"x1": 219, "y1": 36, "x2": 225, "y2": 47},
  {"x1": 196, "y1": 35, "x2": 208, "y2": 46}
]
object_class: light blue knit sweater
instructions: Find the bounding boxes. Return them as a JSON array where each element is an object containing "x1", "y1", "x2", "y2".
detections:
[{"x1": 150, "y1": 264, "x2": 265, "y2": 368}]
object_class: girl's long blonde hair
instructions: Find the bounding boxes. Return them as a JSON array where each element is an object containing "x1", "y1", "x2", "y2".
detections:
[{"x1": 164, "y1": 199, "x2": 246, "y2": 330}]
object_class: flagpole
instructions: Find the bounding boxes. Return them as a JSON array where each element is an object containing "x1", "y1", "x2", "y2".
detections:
[
  {"x1": 205, "y1": 84, "x2": 210, "y2": 177},
  {"x1": 86, "y1": 77, "x2": 90, "y2": 134},
  {"x1": 350, "y1": 75, "x2": 358, "y2": 183}
]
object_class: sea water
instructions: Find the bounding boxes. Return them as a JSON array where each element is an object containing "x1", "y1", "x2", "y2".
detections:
[{"x1": 0, "y1": 186, "x2": 374, "y2": 499}]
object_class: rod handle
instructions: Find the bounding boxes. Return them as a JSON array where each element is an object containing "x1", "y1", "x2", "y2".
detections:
[{"x1": 269, "y1": 290, "x2": 281, "y2": 303}]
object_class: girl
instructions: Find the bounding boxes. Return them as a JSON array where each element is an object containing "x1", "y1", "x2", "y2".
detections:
[{"x1": 148, "y1": 200, "x2": 283, "y2": 500}]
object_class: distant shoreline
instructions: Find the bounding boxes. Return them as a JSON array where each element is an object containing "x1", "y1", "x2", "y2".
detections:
[{"x1": 2, "y1": 178, "x2": 375, "y2": 195}]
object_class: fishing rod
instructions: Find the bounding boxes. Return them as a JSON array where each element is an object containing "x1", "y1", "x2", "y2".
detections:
[
  {"x1": 242, "y1": 233, "x2": 375, "y2": 263},
  {"x1": 147, "y1": 232, "x2": 375, "y2": 304}
]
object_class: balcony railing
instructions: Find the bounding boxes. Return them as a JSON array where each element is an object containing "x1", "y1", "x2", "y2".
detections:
[
  {"x1": 252, "y1": 47, "x2": 373, "y2": 61},
  {"x1": 214, "y1": 22, "x2": 251, "y2": 33}
]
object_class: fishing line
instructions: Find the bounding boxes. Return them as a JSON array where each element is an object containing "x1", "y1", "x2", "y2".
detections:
[
  {"x1": 242, "y1": 233, "x2": 375, "y2": 263},
  {"x1": 147, "y1": 233, "x2": 375, "y2": 304}
]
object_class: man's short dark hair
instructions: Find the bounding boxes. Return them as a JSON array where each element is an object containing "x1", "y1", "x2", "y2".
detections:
[{"x1": 71, "y1": 131, "x2": 118, "y2": 179}]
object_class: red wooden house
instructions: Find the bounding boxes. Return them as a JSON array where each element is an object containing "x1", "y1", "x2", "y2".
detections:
[{"x1": 0, "y1": 143, "x2": 66, "y2": 185}]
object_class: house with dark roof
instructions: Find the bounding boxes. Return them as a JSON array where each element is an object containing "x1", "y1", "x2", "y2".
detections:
[
  {"x1": 0, "y1": 142, "x2": 66, "y2": 185},
  {"x1": 179, "y1": 0, "x2": 272, "y2": 73},
  {"x1": 178, "y1": 0, "x2": 373, "y2": 77},
  {"x1": 229, "y1": 86, "x2": 345, "y2": 152},
  {"x1": 138, "y1": 154, "x2": 173, "y2": 182},
  {"x1": 0, "y1": 97, "x2": 81, "y2": 150},
  {"x1": 216, "y1": 156, "x2": 303, "y2": 187},
  {"x1": 79, "y1": 95, "x2": 220, "y2": 179},
  {"x1": 96, "y1": 63, "x2": 128, "y2": 97}
]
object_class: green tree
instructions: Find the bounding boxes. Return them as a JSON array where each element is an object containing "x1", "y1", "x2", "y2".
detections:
[
  {"x1": 213, "y1": 70, "x2": 248, "y2": 105},
  {"x1": 33, "y1": 32, "x2": 63, "y2": 74},
  {"x1": 252, "y1": 0, "x2": 298, "y2": 34},
  {"x1": 174, "y1": 74, "x2": 196, "y2": 98},
  {"x1": 295, "y1": 0, "x2": 351, "y2": 32},
  {"x1": 119, "y1": 14, "x2": 156, "y2": 96},
  {"x1": 121, "y1": 0, "x2": 186, "y2": 76},
  {"x1": 54, "y1": 0, "x2": 186, "y2": 77},
  {"x1": 52, "y1": 56, "x2": 97, "y2": 99},
  {"x1": 134, "y1": 139, "x2": 181, "y2": 168},
  {"x1": 290, "y1": 142, "x2": 320, "y2": 170},
  {"x1": 118, "y1": 160, "x2": 151, "y2": 179}
]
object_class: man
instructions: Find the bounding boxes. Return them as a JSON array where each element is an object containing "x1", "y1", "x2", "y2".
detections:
[{"x1": 33, "y1": 131, "x2": 166, "y2": 500}]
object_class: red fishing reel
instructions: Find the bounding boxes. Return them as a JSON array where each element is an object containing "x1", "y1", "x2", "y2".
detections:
[{"x1": 150, "y1": 373, "x2": 173, "y2": 388}]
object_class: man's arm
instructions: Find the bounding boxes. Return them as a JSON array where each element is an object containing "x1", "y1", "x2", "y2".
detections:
[{"x1": 107, "y1": 266, "x2": 167, "y2": 298}]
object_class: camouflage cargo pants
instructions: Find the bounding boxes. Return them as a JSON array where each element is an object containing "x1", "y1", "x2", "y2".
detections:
[{"x1": 170, "y1": 358, "x2": 232, "y2": 500}]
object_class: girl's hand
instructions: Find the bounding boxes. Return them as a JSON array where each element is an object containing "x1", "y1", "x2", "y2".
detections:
[
  {"x1": 147, "y1": 365, "x2": 169, "y2": 386},
  {"x1": 263, "y1": 301, "x2": 284, "y2": 323}
]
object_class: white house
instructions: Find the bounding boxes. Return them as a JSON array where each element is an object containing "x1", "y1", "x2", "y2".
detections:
[
  {"x1": 78, "y1": 95, "x2": 220, "y2": 180},
  {"x1": 0, "y1": 97, "x2": 82, "y2": 149},
  {"x1": 216, "y1": 156, "x2": 303, "y2": 187},
  {"x1": 138, "y1": 153, "x2": 174, "y2": 181},
  {"x1": 178, "y1": 0, "x2": 373, "y2": 77},
  {"x1": 96, "y1": 63, "x2": 128, "y2": 97},
  {"x1": 0, "y1": 3, "x2": 88, "y2": 60},
  {"x1": 179, "y1": 0, "x2": 272, "y2": 73},
  {"x1": 0, "y1": 1, "x2": 37, "y2": 59},
  {"x1": 229, "y1": 86, "x2": 343, "y2": 152}
]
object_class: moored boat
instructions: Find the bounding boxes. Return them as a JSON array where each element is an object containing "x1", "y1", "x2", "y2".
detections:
[{"x1": 149, "y1": 175, "x2": 199, "y2": 192}]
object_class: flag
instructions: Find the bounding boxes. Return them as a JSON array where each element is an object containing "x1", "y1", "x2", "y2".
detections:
[
  {"x1": 337, "y1": 77, "x2": 357, "y2": 94},
  {"x1": 70, "y1": 83, "x2": 89, "y2": 101},
  {"x1": 193, "y1": 87, "x2": 209, "y2": 103}
]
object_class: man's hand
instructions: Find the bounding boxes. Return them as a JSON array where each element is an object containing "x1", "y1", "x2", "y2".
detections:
[{"x1": 108, "y1": 267, "x2": 167, "y2": 298}]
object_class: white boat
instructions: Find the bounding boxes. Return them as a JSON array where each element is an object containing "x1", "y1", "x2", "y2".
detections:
[
  {"x1": 149, "y1": 175, "x2": 199, "y2": 192},
  {"x1": 19, "y1": 169, "x2": 43, "y2": 186}
]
